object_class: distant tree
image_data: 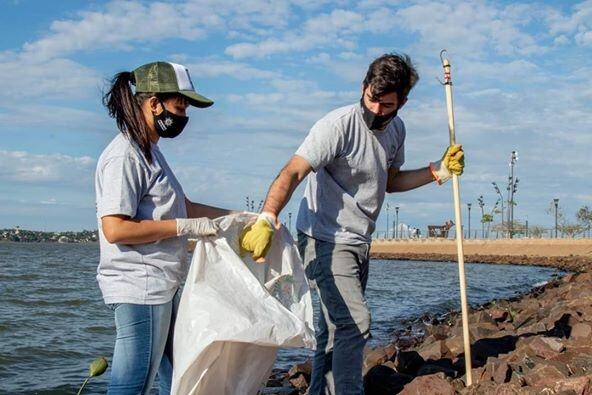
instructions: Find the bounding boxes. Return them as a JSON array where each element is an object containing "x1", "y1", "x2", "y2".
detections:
[
  {"x1": 529, "y1": 225, "x2": 546, "y2": 239},
  {"x1": 576, "y1": 206, "x2": 592, "y2": 237},
  {"x1": 559, "y1": 223, "x2": 584, "y2": 238},
  {"x1": 481, "y1": 213, "x2": 494, "y2": 238}
]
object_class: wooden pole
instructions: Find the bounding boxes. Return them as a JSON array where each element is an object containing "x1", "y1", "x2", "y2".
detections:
[{"x1": 440, "y1": 49, "x2": 473, "y2": 386}]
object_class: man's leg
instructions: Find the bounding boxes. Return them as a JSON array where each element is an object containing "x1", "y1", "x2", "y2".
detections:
[
  {"x1": 298, "y1": 232, "x2": 330, "y2": 394},
  {"x1": 298, "y1": 232, "x2": 370, "y2": 395}
]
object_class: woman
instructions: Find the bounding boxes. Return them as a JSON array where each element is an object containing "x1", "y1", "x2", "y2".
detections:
[{"x1": 96, "y1": 61, "x2": 232, "y2": 394}]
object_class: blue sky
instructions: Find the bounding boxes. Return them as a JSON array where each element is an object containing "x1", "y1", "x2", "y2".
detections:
[{"x1": 0, "y1": 0, "x2": 590, "y2": 234}]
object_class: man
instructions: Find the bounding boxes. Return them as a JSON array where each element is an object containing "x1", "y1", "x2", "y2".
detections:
[{"x1": 241, "y1": 53, "x2": 464, "y2": 394}]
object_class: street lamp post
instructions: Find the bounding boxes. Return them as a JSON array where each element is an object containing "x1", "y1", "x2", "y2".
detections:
[
  {"x1": 467, "y1": 203, "x2": 472, "y2": 239},
  {"x1": 477, "y1": 195, "x2": 485, "y2": 239},
  {"x1": 395, "y1": 206, "x2": 400, "y2": 239},
  {"x1": 386, "y1": 203, "x2": 390, "y2": 240},
  {"x1": 288, "y1": 212, "x2": 292, "y2": 234},
  {"x1": 492, "y1": 182, "x2": 505, "y2": 237},
  {"x1": 553, "y1": 198, "x2": 559, "y2": 238},
  {"x1": 508, "y1": 151, "x2": 518, "y2": 238}
]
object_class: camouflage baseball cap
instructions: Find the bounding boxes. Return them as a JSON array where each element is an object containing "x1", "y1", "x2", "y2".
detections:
[{"x1": 132, "y1": 61, "x2": 213, "y2": 108}]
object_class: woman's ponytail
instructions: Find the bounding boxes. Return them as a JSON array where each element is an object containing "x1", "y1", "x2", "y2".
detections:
[{"x1": 103, "y1": 72, "x2": 153, "y2": 162}]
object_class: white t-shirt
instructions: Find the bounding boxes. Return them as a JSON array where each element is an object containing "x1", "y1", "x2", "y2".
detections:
[
  {"x1": 95, "y1": 133, "x2": 188, "y2": 305},
  {"x1": 295, "y1": 102, "x2": 406, "y2": 245}
]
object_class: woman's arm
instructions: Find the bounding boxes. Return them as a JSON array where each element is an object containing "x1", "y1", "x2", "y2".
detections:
[
  {"x1": 101, "y1": 215, "x2": 177, "y2": 245},
  {"x1": 185, "y1": 198, "x2": 234, "y2": 219}
]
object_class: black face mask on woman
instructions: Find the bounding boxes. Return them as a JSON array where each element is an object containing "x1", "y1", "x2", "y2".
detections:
[
  {"x1": 360, "y1": 98, "x2": 397, "y2": 131},
  {"x1": 153, "y1": 100, "x2": 189, "y2": 138}
]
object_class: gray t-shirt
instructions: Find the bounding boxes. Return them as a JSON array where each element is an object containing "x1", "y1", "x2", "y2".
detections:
[
  {"x1": 95, "y1": 133, "x2": 188, "y2": 305},
  {"x1": 295, "y1": 103, "x2": 406, "y2": 245}
]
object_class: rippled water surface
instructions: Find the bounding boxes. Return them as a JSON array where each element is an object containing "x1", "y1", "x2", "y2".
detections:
[{"x1": 0, "y1": 242, "x2": 561, "y2": 394}]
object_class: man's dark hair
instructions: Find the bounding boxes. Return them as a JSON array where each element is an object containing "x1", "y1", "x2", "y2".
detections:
[{"x1": 362, "y1": 53, "x2": 419, "y2": 101}]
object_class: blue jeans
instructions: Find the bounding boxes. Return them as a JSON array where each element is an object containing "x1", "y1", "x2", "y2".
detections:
[
  {"x1": 107, "y1": 291, "x2": 180, "y2": 395},
  {"x1": 297, "y1": 232, "x2": 371, "y2": 395}
]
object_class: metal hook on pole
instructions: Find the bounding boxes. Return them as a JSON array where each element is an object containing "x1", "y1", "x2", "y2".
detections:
[
  {"x1": 440, "y1": 49, "x2": 448, "y2": 65},
  {"x1": 436, "y1": 50, "x2": 451, "y2": 85}
]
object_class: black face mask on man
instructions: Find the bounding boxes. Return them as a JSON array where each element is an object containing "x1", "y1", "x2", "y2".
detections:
[
  {"x1": 153, "y1": 100, "x2": 189, "y2": 138},
  {"x1": 360, "y1": 98, "x2": 398, "y2": 131}
]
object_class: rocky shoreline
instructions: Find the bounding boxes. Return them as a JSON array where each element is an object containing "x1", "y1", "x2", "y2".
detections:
[
  {"x1": 371, "y1": 252, "x2": 592, "y2": 272},
  {"x1": 265, "y1": 253, "x2": 592, "y2": 394}
]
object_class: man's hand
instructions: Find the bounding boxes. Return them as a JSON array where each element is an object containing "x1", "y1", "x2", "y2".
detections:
[
  {"x1": 429, "y1": 144, "x2": 465, "y2": 185},
  {"x1": 239, "y1": 212, "x2": 276, "y2": 262},
  {"x1": 176, "y1": 218, "x2": 219, "y2": 237}
]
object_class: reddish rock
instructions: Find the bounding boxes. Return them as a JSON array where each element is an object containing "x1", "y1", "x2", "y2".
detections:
[
  {"x1": 549, "y1": 375, "x2": 592, "y2": 394},
  {"x1": 400, "y1": 373, "x2": 455, "y2": 395},
  {"x1": 562, "y1": 273, "x2": 576, "y2": 283},
  {"x1": 494, "y1": 382, "x2": 539, "y2": 394},
  {"x1": 512, "y1": 308, "x2": 538, "y2": 329},
  {"x1": 418, "y1": 339, "x2": 449, "y2": 361},
  {"x1": 384, "y1": 343, "x2": 398, "y2": 361},
  {"x1": 574, "y1": 272, "x2": 592, "y2": 283},
  {"x1": 450, "y1": 378, "x2": 466, "y2": 393},
  {"x1": 571, "y1": 323, "x2": 592, "y2": 340},
  {"x1": 566, "y1": 287, "x2": 592, "y2": 301},
  {"x1": 522, "y1": 363, "x2": 566, "y2": 387},
  {"x1": 516, "y1": 321, "x2": 546, "y2": 336},
  {"x1": 288, "y1": 374, "x2": 308, "y2": 390},
  {"x1": 548, "y1": 349, "x2": 592, "y2": 376},
  {"x1": 427, "y1": 324, "x2": 451, "y2": 340},
  {"x1": 524, "y1": 336, "x2": 565, "y2": 359},
  {"x1": 571, "y1": 304, "x2": 592, "y2": 322},
  {"x1": 287, "y1": 360, "x2": 311, "y2": 378},
  {"x1": 479, "y1": 359, "x2": 512, "y2": 384},
  {"x1": 469, "y1": 310, "x2": 499, "y2": 325},
  {"x1": 363, "y1": 347, "x2": 388, "y2": 375},
  {"x1": 469, "y1": 322, "x2": 499, "y2": 341},
  {"x1": 444, "y1": 336, "x2": 465, "y2": 358},
  {"x1": 488, "y1": 308, "x2": 509, "y2": 322}
]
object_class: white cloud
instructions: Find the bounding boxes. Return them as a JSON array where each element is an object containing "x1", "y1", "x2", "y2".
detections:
[
  {"x1": 183, "y1": 60, "x2": 278, "y2": 80},
  {"x1": 0, "y1": 57, "x2": 100, "y2": 99},
  {"x1": 0, "y1": 150, "x2": 95, "y2": 185},
  {"x1": 546, "y1": 0, "x2": 592, "y2": 46},
  {"x1": 225, "y1": 9, "x2": 367, "y2": 58},
  {"x1": 21, "y1": 2, "x2": 208, "y2": 62},
  {"x1": 395, "y1": 1, "x2": 546, "y2": 57},
  {"x1": 0, "y1": 104, "x2": 108, "y2": 132}
]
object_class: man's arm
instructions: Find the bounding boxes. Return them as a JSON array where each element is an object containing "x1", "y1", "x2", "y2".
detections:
[
  {"x1": 386, "y1": 167, "x2": 435, "y2": 193},
  {"x1": 261, "y1": 155, "x2": 313, "y2": 221}
]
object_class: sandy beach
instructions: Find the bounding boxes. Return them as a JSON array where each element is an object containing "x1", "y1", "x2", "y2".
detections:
[{"x1": 371, "y1": 238, "x2": 592, "y2": 258}]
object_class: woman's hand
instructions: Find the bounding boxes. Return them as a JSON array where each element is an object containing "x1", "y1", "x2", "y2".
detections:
[{"x1": 176, "y1": 218, "x2": 219, "y2": 237}]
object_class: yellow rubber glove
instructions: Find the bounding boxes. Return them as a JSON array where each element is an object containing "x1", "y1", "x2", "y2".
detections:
[
  {"x1": 429, "y1": 144, "x2": 465, "y2": 185},
  {"x1": 239, "y1": 212, "x2": 276, "y2": 262}
]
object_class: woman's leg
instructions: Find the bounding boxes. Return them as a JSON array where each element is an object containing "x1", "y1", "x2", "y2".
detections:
[
  {"x1": 157, "y1": 290, "x2": 181, "y2": 395},
  {"x1": 107, "y1": 301, "x2": 173, "y2": 395}
]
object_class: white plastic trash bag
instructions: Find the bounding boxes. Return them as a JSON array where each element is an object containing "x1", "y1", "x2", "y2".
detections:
[{"x1": 172, "y1": 213, "x2": 316, "y2": 395}]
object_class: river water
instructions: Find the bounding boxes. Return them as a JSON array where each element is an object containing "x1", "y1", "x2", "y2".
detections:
[{"x1": 0, "y1": 242, "x2": 561, "y2": 394}]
